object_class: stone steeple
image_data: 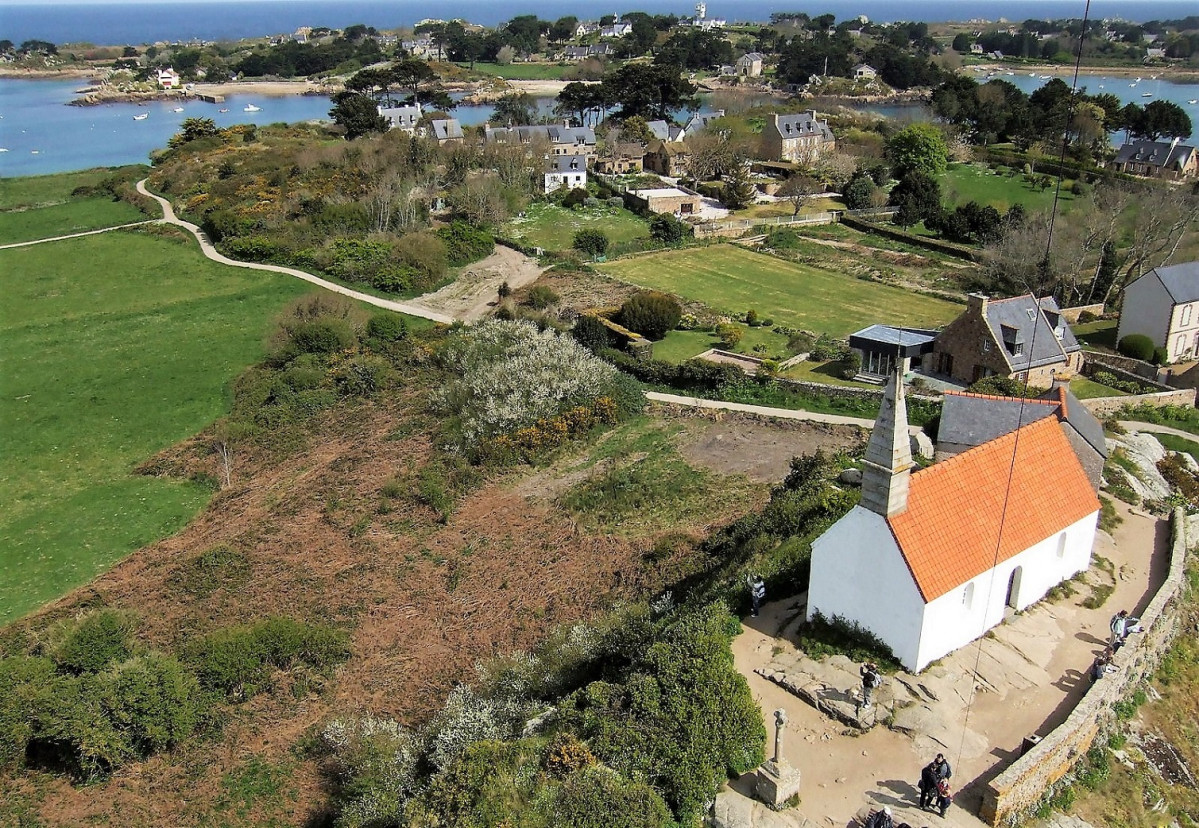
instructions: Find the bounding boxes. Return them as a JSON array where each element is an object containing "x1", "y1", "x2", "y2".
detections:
[{"x1": 859, "y1": 360, "x2": 913, "y2": 517}]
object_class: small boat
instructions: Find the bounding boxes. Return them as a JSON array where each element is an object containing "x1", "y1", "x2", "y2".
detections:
[
  {"x1": 1098, "y1": 85, "x2": 1104, "y2": 89},
  {"x1": 133, "y1": 113, "x2": 149, "y2": 120},
  {"x1": 244, "y1": 104, "x2": 261, "y2": 112},
  {"x1": 0, "y1": 148, "x2": 8, "y2": 152},
  {"x1": 1142, "y1": 92, "x2": 1153, "y2": 97},
  {"x1": 218, "y1": 108, "x2": 229, "y2": 113},
  {"x1": 172, "y1": 106, "x2": 184, "y2": 113},
  {"x1": 1135, "y1": 76, "x2": 1142, "y2": 82},
  {"x1": 1029, "y1": 71, "x2": 1036, "y2": 76},
  {"x1": 1189, "y1": 100, "x2": 1198, "y2": 105},
  {"x1": 1039, "y1": 75, "x2": 1050, "y2": 79},
  {"x1": 30, "y1": 150, "x2": 39, "y2": 154}
]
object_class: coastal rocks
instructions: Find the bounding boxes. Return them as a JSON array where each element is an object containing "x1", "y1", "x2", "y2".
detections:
[{"x1": 1105, "y1": 433, "x2": 1171, "y2": 502}]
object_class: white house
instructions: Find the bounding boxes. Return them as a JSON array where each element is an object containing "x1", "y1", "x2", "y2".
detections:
[
  {"x1": 155, "y1": 67, "x2": 181, "y2": 89},
  {"x1": 378, "y1": 103, "x2": 422, "y2": 132},
  {"x1": 1117, "y1": 261, "x2": 1199, "y2": 362},
  {"x1": 852, "y1": 63, "x2": 878, "y2": 81},
  {"x1": 806, "y1": 364, "x2": 1099, "y2": 672},
  {"x1": 544, "y1": 155, "x2": 587, "y2": 194}
]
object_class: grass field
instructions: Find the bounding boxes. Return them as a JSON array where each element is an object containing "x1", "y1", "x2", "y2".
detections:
[
  {"x1": 0, "y1": 228, "x2": 318, "y2": 622},
  {"x1": 458, "y1": 61, "x2": 572, "y2": 80},
  {"x1": 0, "y1": 166, "x2": 151, "y2": 245},
  {"x1": 1073, "y1": 318, "x2": 1118, "y2": 352},
  {"x1": 1069, "y1": 375, "x2": 1127, "y2": 399},
  {"x1": 940, "y1": 162, "x2": 1078, "y2": 213},
  {"x1": 600, "y1": 245, "x2": 960, "y2": 337},
  {"x1": 504, "y1": 202, "x2": 650, "y2": 252}
]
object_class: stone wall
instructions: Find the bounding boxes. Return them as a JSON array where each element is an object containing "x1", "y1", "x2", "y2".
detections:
[
  {"x1": 1059, "y1": 304, "x2": 1105, "y2": 324},
  {"x1": 1084, "y1": 352, "x2": 1167, "y2": 383},
  {"x1": 979, "y1": 509, "x2": 1191, "y2": 826},
  {"x1": 1077, "y1": 388, "x2": 1197, "y2": 418}
]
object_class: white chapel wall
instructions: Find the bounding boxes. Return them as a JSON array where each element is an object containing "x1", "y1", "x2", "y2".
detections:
[{"x1": 807, "y1": 506, "x2": 926, "y2": 670}]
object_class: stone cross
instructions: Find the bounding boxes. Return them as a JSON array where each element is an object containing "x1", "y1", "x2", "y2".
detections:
[{"x1": 772, "y1": 708, "x2": 787, "y2": 764}]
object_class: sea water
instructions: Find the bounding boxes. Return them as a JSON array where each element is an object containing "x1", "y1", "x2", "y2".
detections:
[{"x1": 3, "y1": 0, "x2": 1195, "y2": 45}]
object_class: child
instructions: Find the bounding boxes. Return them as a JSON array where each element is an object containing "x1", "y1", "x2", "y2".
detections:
[{"x1": 935, "y1": 777, "x2": 952, "y2": 817}]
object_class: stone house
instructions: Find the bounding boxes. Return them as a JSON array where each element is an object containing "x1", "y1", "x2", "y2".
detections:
[
  {"x1": 593, "y1": 143, "x2": 645, "y2": 174},
  {"x1": 544, "y1": 155, "x2": 587, "y2": 194},
  {"x1": 1117, "y1": 261, "x2": 1199, "y2": 362},
  {"x1": 737, "y1": 52, "x2": 764, "y2": 77},
  {"x1": 629, "y1": 186, "x2": 700, "y2": 216},
  {"x1": 682, "y1": 109, "x2": 726, "y2": 135},
  {"x1": 428, "y1": 118, "x2": 463, "y2": 145},
  {"x1": 807, "y1": 365, "x2": 1100, "y2": 672},
  {"x1": 760, "y1": 111, "x2": 835, "y2": 164},
  {"x1": 926, "y1": 294, "x2": 1083, "y2": 386},
  {"x1": 646, "y1": 119, "x2": 686, "y2": 142},
  {"x1": 1112, "y1": 139, "x2": 1198, "y2": 181},
  {"x1": 643, "y1": 139, "x2": 691, "y2": 177},
  {"x1": 484, "y1": 124, "x2": 597, "y2": 159}
]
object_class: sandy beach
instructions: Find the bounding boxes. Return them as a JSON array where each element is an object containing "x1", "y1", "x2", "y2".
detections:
[{"x1": 969, "y1": 62, "x2": 1198, "y2": 81}]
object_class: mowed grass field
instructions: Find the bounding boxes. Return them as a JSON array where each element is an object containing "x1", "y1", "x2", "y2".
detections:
[
  {"x1": 600, "y1": 245, "x2": 960, "y2": 337},
  {"x1": 0, "y1": 227, "x2": 313, "y2": 622},
  {"x1": 0, "y1": 166, "x2": 151, "y2": 245},
  {"x1": 940, "y1": 162, "x2": 1079, "y2": 214},
  {"x1": 504, "y1": 202, "x2": 650, "y2": 252}
]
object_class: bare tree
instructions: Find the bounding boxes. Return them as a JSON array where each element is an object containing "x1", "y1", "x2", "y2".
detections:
[{"x1": 777, "y1": 175, "x2": 822, "y2": 217}]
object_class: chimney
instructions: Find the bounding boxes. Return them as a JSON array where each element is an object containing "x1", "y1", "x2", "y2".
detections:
[
  {"x1": 967, "y1": 293, "x2": 988, "y2": 315},
  {"x1": 859, "y1": 361, "x2": 913, "y2": 518}
]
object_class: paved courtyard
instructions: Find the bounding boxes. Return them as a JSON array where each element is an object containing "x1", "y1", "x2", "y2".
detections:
[{"x1": 723, "y1": 498, "x2": 1168, "y2": 827}]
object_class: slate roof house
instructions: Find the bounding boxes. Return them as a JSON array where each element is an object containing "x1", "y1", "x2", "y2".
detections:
[
  {"x1": 852, "y1": 63, "x2": 878, "y2": 80},
  {"x1": 544, "y1": 155, "x2": 587, "y2": 194},
  {"x1": 1117, "y1": 261, "x2": 1199, "y2": 362},
  {"x1": 593, "y1": 143, "x2": 645, "y2": 175},
  {"x1": 483, "y1": 124, "x2": 597, "y2": 159},
  {"x1": 807, "y1": 365, "x2": 1100, "y2": 672},
  {"x1": 1111, "y1": 139, "x2": 1198, "y2": 180},
  {"x1": 935, "y1": 384, "x2": 1108, "y2": 490},
  {"x1": 761, "y1": 111, "x2": 835, "y2": 164},
  {"x1": 646, "y1": 119, "x2": 686, "y2": 142},
  {"x1": 378, "y1": 103, "x2": 422, "y2": 132},
  {"x1": 927, "y1": 294, "x2": 1083, "y2": 386},
  {"x1": 682, "y1": 109, "x2": 726, "y2": 134},
  {"x1": 428, "y1": 118, "x2": 463, "y2": 144}
]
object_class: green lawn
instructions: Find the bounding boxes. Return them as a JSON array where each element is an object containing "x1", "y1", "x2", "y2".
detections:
[
  {"x1": 1154, "y1": 433, "x2": 1199, "y2": 465},
  {"x1": 0, "y1": 166, "x2": 151, "y2": 245},
  {"x1": 504, "y1": 202, "x2": 651, "y2": 252},
  {"x1": 939, "y1": 162, "x2": 1077, "y2": 213},
  {"x1": 599, "y1": 245, "x2": 959, "y2": 338},
  {"x1": 1069, "y1": 375, "x2": 1127, "y2": 400},
  {"x1": 457, "y1": 61, "x2": 572, "y2": 80},
  {"x1": 0, "y1": 229, "x2": 317, "y2": 622},
  {"x1": 1074, "y1": 319, "x2": 1118, "y2": 352}
]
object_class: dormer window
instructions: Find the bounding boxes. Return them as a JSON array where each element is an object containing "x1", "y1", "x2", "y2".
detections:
[{"x1": 1026, "y1": 308, "x2": 1037, "y2": 321}]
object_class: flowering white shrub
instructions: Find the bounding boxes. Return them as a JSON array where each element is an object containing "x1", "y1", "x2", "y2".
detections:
[
  {"x1": 434, "y1": 320, "x2": 622, "y2": 441},
  {"x1": 427, "y1": 684, "x2": 526, "y2": 770},
  {"x1": 317, "y1": 716, "x2": 421, "y2": 828}
]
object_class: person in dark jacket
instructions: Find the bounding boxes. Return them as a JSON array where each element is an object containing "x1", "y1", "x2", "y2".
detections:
[
  {"x1": 749, "y1": 574, "x2": 766, "y2": 617},
  {"x1": 918, "y1": 753, "x2": 951, "y2": 807},
  {"x1": 860, "y1": 661, "x2": 881, "y2": 708}
]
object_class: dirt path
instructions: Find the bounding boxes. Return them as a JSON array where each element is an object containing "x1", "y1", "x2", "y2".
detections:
[
  {"x1": 136, "y1": 180, "x2": 455, "y2": 323},
  {"x1": 404, "y1": 245, "x2": 547, "y2": 321},
  {"x1": 0, "y1": 220, "x2": 156, "y2": 250},
  {"x1": 728, "y1": 497, "x2": 1168, "y2": 827}
]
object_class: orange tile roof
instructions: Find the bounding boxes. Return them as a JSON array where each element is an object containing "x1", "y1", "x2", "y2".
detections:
[{"x1": 888, "y1": 416, "x2": 1099, "y2": 602}]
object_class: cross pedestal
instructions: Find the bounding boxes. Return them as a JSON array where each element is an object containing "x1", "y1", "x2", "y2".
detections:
[{"x1": 754, "y1": 708, "x2": 801, "y2": 807}]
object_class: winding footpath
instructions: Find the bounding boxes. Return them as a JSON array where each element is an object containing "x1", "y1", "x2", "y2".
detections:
[
  {"x1": 0, "y1": 220, "x2": 156, "y2": 250},
  {"x1": 134, "y1": 179, "x2": 454, "y2": 324}
]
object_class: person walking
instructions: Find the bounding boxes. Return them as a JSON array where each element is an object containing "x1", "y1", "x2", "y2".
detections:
[
  {"x1": 1110, "y1": 610, "x2": 1142, "y2": 650},
  {"x1": 748, "y1": 574, "x2": 766, "y2": 617},
  {"x1": 860, "y1": 661, "x2": 881, "y2": 709}
]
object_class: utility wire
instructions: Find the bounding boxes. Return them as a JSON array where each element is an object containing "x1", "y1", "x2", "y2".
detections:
[{"x1": 953, "y1": 0, "x2": 1092, "y2": 771}]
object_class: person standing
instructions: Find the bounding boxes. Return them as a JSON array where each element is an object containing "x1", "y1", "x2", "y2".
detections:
[
  {"x1": 1109, "y1": 610, "x2": 1129, "y2": 648},
  {"x1": 918, "y1": 753, "x2": 951, "y2": 808},
  {"x1": 935, "y1": 777, "x2": 952, "y2": 817},
  {"x1": 860, "y1": 661, "x2": 881, "y2": 709},
  {"x1": 749, "y1": 574, "x2": 766, "y2": 618}
]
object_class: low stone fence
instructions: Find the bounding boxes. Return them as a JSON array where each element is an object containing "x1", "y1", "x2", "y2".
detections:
[
  {"x1": 1078, "y1": 388, "x2": 1197, "y2": 418},
  {"x1": 695, "y1": 212, "x2": 837, "y2": 238},
  {"x1": 1059, "y1": 304, "x2": 1105, "y2": 324},
  {"x1": 979, "y1": 508, "x2": 1191, "y2": 826},
  {"x1": 1084, "y1": 352, "x2": 1167, "y2": 383}
]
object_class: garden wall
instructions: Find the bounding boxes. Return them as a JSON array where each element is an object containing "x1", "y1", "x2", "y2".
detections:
[
  {"x1": 1059, "y1": 304, "x2": 1104, "y2": 324},
  {"x1": 1078, "y1": 388, "x2": 1196, "y2": 418},
  {"x1": 836, "y1": 216, "x2": 980, "y2": 261},
  {"x1": 1084, "y1": 352, "x2": 1166, "y2": 383},
  {"x1": 979, "y1": 508, "x2": 1192, "y2": 826}
]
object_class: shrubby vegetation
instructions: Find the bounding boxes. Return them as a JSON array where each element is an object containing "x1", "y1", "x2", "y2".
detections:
[
  {"x1": 0, "y1": 610, "x2": 347, "y2": 780},
  {"x1": 433, "y1": 319, "x2": 643, "y2": 447},
  {"x1": 314, "y1": 601, "x2": 763, "y2": 826}
]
